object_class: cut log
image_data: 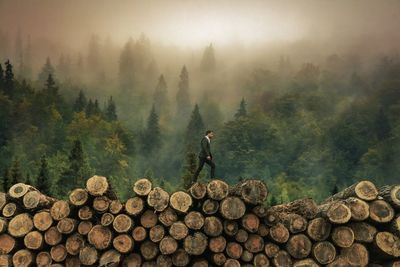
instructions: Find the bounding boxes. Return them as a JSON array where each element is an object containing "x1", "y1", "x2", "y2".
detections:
[
  {"x1": 169, "y1": 221, "x2": 188, "y2": 240},
  {"x1": 33, "y1": 210, "x2": 53, "y2": 231},
  {"x1": 189, "y1": 182, "x2": 207, "y2": 200},
  {"x1": 281, "y1": 213, "x2": 308, "y2": 234},
  {"x1": 2, "y1": 202, "x2": 18, "y2": 217},
  {"x1": 0, "y1": 233, "x2": 16, "y2": 254},
  {"x1": 170, "y1": 191, "x2": 192, "y2": 213},
  {"x1": 57, "y1": 217, "x2": 77, "y2": 234},
  {"x1": 0, "y1": 192, "x2": 7, "y2": 210},
  {"x1": 125, "y1": 197, "x2": 144, "y2": 216},
  {"x1": 79, "y1": 245, "x2": 98, "y2": 265},
  {"x1": 269, "y1": 198, "x2": 318, "y2": 219},
  {"x1": 44, "y1": 226, "x2": 62, "y2": 246},
  {"x1": 100, "y1": 249, "x2": 121, "y2": 267},
  {"x1": 252, "y1": 205, "x2": 268, "y2": 218},
  {"x1": 159, "y1": 207, "x2": 178, "y2": 227},
  {"x1": 242, "y1": 213, "x2": 260, "y2": 233},
  {"x1": 341, "y1": 243, "x2": 369, "y2": 266},
  {"x1": 379, "y1": 185, "x2": 400, "y2": 210},
  {"x1": 140, "y1": 210, "x2": 158, "y2": 228},
  {"x1": 122, "y1": 253, "x2": 142, "y2": 266},
  {"x1": 324, "y1": 180, "x2": 378, "y2": 202},
  {"x1": 253, "y1": 253, "x2": 270, "y2": 267},
  {"x1": 264, "y1": 242, "x2": 280, "y2": 258},
  {"x1": 230, "y1": 179, "x2": 268, "y2": 205},
  {"x1": 88, "y1": 225, "x2": 113, "y2": 250},
  {"x1": 241, "y1": 250, "x2": 253, "y2": 262},
  {"x1": 209, "y1": 236, "x2": 227, "y2": 253},
  {"x1": 184, "y1": 211, "x2": 204, "y2": 230},
  {"x1": 219, "y1": 197, "x2": 246, "y2": 220},
  {"x1": 293, "y1": 258, "x2": 319, "y2": 267},
  {"x1": 78, "y1": 205, "x2": 93, "y2": 220},
  {"x1": 8, "y1": 213, "x2": 33, "y2": 237},
  {"x1": 78, "y1": 220, "x2": 93, "y2": 235},
  {"x1": 69, "y1": 188, "x2": 89, "y2": 206},
  {"x1": 204, "y1": 216, "x2": 223, "y2": 237},
  {"x1": 226, "y1": 242, "x2": 243, "y2": 259},
  {"x1": 183, "y1": 232, "x2": 208, "y2": 255},
  {"x1": 101, "y1": 212, "x2": 115, "y2": 226},
  {"x1": 192, "y1": 259, "x2": 208, "y2": 267},
  {"x1": 224, "y1": 259, "x2": 241, "y2": 267},
  {"x1": 157, "y1": 255, "x2": 173, "y2": 267},
  {"x1": 109, "y1": 200, "x2": 123, "y2": 214},
  {"x1": 273, "y1": 250, "x2": 293, "y2": 267},
  {"x1": 147, "y1": 187, "x2": 169, "y2": 212},
  {"x1": 8, "y1": 183, "x2": 31, "y2": 199},
  {"x1": 269, "y1": 223, "x2": 290, "y2": 243},
  {"x1": 245, "y1": 234, "x2": 265, "y2": 253},
  {"x1": 149, "y1": 225, "x2": 165, "y2": 242},
  {"x1": 65, "y1": 233, "x2": 85, "y2": 255},
  {"x1": 36, "y1": 251, "x2": 52, "y2": 267},
  {"x1": 224, "y1": 220, "x2": 239, "y2": 236},
  {"x1": 212, "y1": 252, "x2": 226, "y2": 265},
  {"x1": 207, "y1": 180, "x2": 229, "y2": 200},
  {"x1": 93, "y1": 196, "x2": 110, "y2": 213},
  {"x1": 140, "y1": 240, "x2": 159, "y2": 260},
  {"x1": 369, "y1": 199, "x2": 395, "y2": 223},
  {"x1": 172, "y1": 248, "x2": 190, "y2": 267},
  {"x1": 113, "y1": 234, "x2": 134, "y2": 253},
  {"x1": 132, "y1": 226, "x2": 147, "y2": 242},
  {"x1": 391, "y1": 214, "x2": 400, "y2": 237},
  {"x1": 202, "y1": 199, "x2": 219, "y2": 215},
  {"x1": 318, "y1": 201, "x2": 351, "y2": 224},
  {"x1": 66, "y1": 256, "x2": 81, "y2": 267},
  {"x1": 235, "y1": 229, "x2": 248, "y2": 243},
  {"x1": 12, "y1": 249, "x2": 34, "y2": 267},
  {"x1": 113, "y1": 214, "x2": 133, "y2": 233},
  {"x1": 23, "y1": 190, "x2": 56, "y2": 210},
  {"x1": 0, "y1": 255, "x2": 11, "y2": 267},
  {"x1": 86, "y1": 175, "x2": 109, "y2": 196},
  {"x1": 133, "y1": 178, "x2": 152, "y2": 196},
  {"x1": 326, "y1": 255, "x2": 348, "y2": 267},
  {"x1": 24, "y1": 230, "x2": 43, "y2": 250},
  {"x1": 331, "y1": 226, "x2": 354, "y2": 248},
  {"x1": 50, "y1": 244, "x2": 67, "y2": 262},
  {"x1": 312, "y1": 241, "x2": 336, "y2": 264},
  {"x1": 159, "y1": 236, "x2": 178, "y2": 255},
  {"x1": 372, "y1": 231, "x2": 400, "y2": 259},
  {"x1": 307, "y1": 217, "x2": 331, "y2": 241},
  {"x1": 286, "y1": 234, "x2": 312, "y2": 259},
  {"x1": 50, "y1": 200, "x2": 70, "y2": 220},
  {"x1": 343, "y1": 197, "x2": 370, "y2": 221},
  {"x1": 348, "y1": 222, "x2": 377, "y2": 243}
]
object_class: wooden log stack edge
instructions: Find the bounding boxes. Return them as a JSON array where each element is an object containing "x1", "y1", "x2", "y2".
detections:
[{"x1": 0, "y1": 176, "x2": 399, "y2": 267}]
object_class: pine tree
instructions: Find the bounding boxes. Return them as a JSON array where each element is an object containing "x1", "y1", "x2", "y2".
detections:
[
  {"x1": 4, "y1": 60, "x2": 14, "y2": 97},
  {"x1": 73, "y1": 90, "x2": 87, "y2": 112},
  {"x1": 0, "y1": 63, "x2": 4, "y2": 88},
  {"x1": 185, "y1": 104, "x2": 205, "y2": 153},
  {"x1": 10, "y1": 159, "x2": 23, "y2": 185},
  {"x1": 234, "y1": 98, "x2": 247, "y2": 119},
  {"x1": 37, "y1": 155, "x2": 51, "y2": 195},
  {"x1": 141, "y1": 105, "x2": 161, "y2": 155},
  {"x1": 376, "y1": 107, "x2": 391, "y2": 141},
  {"x1": 1, "y1": 168, "x2": 11, "y2": 192},
  {"x1": 25, "y1": 173, "x2": 33, "y2": 186},
  {"x1": 181, "y1": 152, "x2": 197, "y2": 189},
  {"x1": 176, "y1": 66, "x2": 191, "y2": 121},
  {"x1": 200, "y1": 43, "x2": 216, "y2": 72},
  {"x1": 38, "y1": 57, "x2": 55, "y2": 85},
  {"x1": 93, "y1": 99, "x2": 101, "y2": 116},
  {"x1": 153, "y1": 74, "x2": 169, "y2": 115},
  {"x1": 119, "y1": 38, "x2": 135, "y2": 90},
  {"x1": 105, "y1": 96, "x2": 117, "y2": 121},
  {"x1": 45, "y1": 73, "x2": 58, "y2": 96},
  {"x1": 86, "y1": 99, "x2": 95, "y2": 117},
  {"x1": 332, "y1": 184, "x2": 339, "y2": 195}
]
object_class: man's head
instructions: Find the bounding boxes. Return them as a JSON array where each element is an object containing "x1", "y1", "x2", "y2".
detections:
[{"x1": 206, "y1": 130, "x2": 214, "y2": 139}]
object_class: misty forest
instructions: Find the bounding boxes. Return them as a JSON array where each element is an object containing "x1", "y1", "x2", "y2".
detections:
[{"x1": 0, "y1": 1, "x2": 400, "y2": 205}]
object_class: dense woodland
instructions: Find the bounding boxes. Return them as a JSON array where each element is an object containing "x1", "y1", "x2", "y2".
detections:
[{"x1": 0, "y1": 33, "x2": 399, "y2": 203}]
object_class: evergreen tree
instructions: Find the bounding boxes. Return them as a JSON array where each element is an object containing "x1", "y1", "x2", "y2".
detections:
[
  {"x1": 200, "y1": 43, "x2": 216, "y2": 72},
  {"x1": 38, "y1": 57, "x2": 55, "y2": 85},
  {"x1": 141, "y1": 105, "x2": 161, "y2": 155},
  {"x1": 153, "y1": 74, "x2": 169, "y2": 115},
  {"x1": 235, "y1": 98, "x2": 247, "y2": 119},
  {"x1": 87, "y1": 35, "x2": 101, "y2": 74},
  {"x1": 45, "y1": 73, "x2": 58, "y2": 96},
  {"x1": 25, "y1": 173, "x2": 33, "y2": 186},
  {"x1": 375, "y1": 107, "x2": 391, "y2": 141},
  {"x1": 10, "y1": 159, "x2": 23, "y2": 185},
  {"x1": 86, "y1": 99, "x2": 95, "y2": 117},
  {"x1": 73, "y1": 90, "x2": 87, "y2": 112},
  {"x1": 185, "y1": 104, "x2": 205, "y2": 152},
  {"x1": 181, "y1": 152, "x2": 197, "y2": 189},
  {"x1": 4, "y1": 60, "x2": 14, "y2": 97},
  {"x1": 176, "y1": 66, "x2": 191, "y2": 121},
  {"x1": 93, "y1": 99, "x2": 101, "y2": 116},
  {"x1": 105, "y1": 96, "x2": 117, "y2": 121},
  {"x1": 37, "y1": 155, "x2": 51, "y2": 195},
  {"x1": 119, "y1": 38, "x2": 135, "y2": 91},
  {"x1": 332, "y1": 184, "x2": 339, "y2": 195},
  {"x1": 0, "y1": 63, "x2": 4, "y2": 88},
  {"x1": 1, "y1": 168, "x2": 11, "y2": 192}
]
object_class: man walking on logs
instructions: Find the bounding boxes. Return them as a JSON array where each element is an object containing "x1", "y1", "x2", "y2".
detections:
[{"x1": 191, "y1": 130, "x2": 216, "y2": 184}]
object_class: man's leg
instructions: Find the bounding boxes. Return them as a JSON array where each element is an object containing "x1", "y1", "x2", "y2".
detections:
[
  {"x1": 191, "y1": 157, "x2": 205, "y2": 183},
  {"x1": 205, "y1": 158, "x2": 216, "y2": 178}
]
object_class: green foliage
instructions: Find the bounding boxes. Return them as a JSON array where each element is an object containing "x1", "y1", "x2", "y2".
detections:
[
  {"x1": 37, "y1": 155, "x2": 51, "y2": 195},
  {"x1": 141, "y1": 105, "x2": 161, "y2": 155},
  {"x1": 176, "y1": 66, "x2": 191, "y2": 121},
  {"x1": 185, "y1": 104, "x2": 205, "y2": 153},
  {"x1": 181, "y1": 152, "x2": 197, "y2": 189}
]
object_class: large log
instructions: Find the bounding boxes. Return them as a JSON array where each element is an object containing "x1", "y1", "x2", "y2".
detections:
[
  {"x1": 147, "y1": 187, "x2": 169, "y2": 212},
  {"x1": 273, "y1": 250, "x2": 293, "y2": 267},
  {"x1": 244, "y1": 234, "x2": 265, "y2": 253},
  {"x1": 331, "y1": 226, "x2": 354, "y2": 248},
  {"x1": 8, "y1": 183, "x2": 32, "y2": 199},
  {"x1": 341, "y1": 243, "x2": 369, "y2": 266},
  {"x1": 132, "y1": 226, "x2": 147, "y2": 242},
  {"x1": 79, "y1": 245, "x2": 98, "y2": 265},
  {"x1": 207, "y1": 180, "x2": 229, "y2": 200},
  {"x1": 0, "y1": 233, "x2": 16, "y2": 254},
  {"x1": 307, "y1": 217, "x2": 331, "y2": 241},
  {"x1": 230, "y1": 179, "x2": 268, "y2": 205},
  {"x1": 24, "y1": 230, "x2": 43, "y2": 250},
  {"x1": 23, "y1": 190, "x2": 56, "y2": 210},
  {"x1": 204, "y1": 216, "x2": 223, "y2": 237},
  {"x1": 66, "y1": 233, "x2": 85, "y2": 255},
  {"x1": 286, "y1": 234, "x2": 312, "y2": 259},
  {"x1": 324, "y1": 180, "x2": 378, "y2": 202},
  {"x1": 86, "y1": 175, "x2": 110, "y2": 196},
  {"x1": 50, "y1": 200, "x2": 70, "y2": 220},
  {"x1": 149, "y1": 225, "x2": 165, "y2": 242},
  {"x1": 348, "y1": 222, "x2": 377, "y2": 243},
  {"x1": 220, "y1": 196, "x2": 246, "y2": 220},
  {"x1": 369, "y1": 199, "x2": 395, "y2": 223},
  {"x1": 169, "y1": 221, "x2": 188, "y2": 240},
  {"x1": 57, "y1": 217, "x2": 77, "y2": 234},
  {"x1": 209, "y1": 236, "x2": 227, "y2": 253},
  {"x1": 133, "y1": 178, "x2": 152, "y2": 196},
  {"x1": 99, "y1": 249, "x2": 121, "y2": 267},
  {"x1": 125, "y1": 197, "x2": 144, "y2": 216},
  {"x1": 226, "y1": 242, "x2": 243, "y2": 259},
  {"x1": 269, "y1": 198, "x2": 318, "y2": 219},
  {"x1": 113, "y1": 214, "x2": 133, "y2": 233},
  {"x1": 312, "y1": 241, "x2": 336, "y2": 265},
  {"x1": 88, "y1": 225, "x2": 113, "y2": 250},
  {"x1": 343, "y1": 197, "x2": 370, "y2": 221},
  {"x1": 183, "y1": 232, "x2": 208, "y2": 255},
  {"x1": 170, "y1": 191, "x2": 192, "y2": 213},
  {"x1": 12, "y1": 249, "x2": 34, "y2": 267},
  {"x1": 372, "y1": 231, "x2": 400, "y2": 259},
  {"x1": 44, "y1": 226, "x2": 62, "y2": 246},
  {"x1": 378, "y1": 185, "x2": 400, "y2": 210},
  {"x1": 189, "y1": 182, "x2": 207, "y2": 200},
  {"x1": 69, "y1": 188, "x2": 89, "y2": 206},
  {"x1": 33, "y1": 210, "x2": 53, "y2": 231},
  {"x1": 269, "y1": 223, "x2": 290, "y2": 243},
  {"x1": 172, "y1": 248, "x2": 190, "y2": 266},
  {"x1": 36, "y1": 251, "x2": 52, "y2": 267},
  {"x1": 184, "y1": 211, "x2": 204, "y2": 230},
  {"x1": 113, "y1": 234, "x2": 134, "y2": 254},
  {"x1": 140, "y1": 240, "x2": 159, "y2": 260},
  {"x1": 159, "y1": 236, "x2": 178, "y2": 255},
  {"x1": 318, "y1": 201, "x2": 351, "y2": 224},
  {"x1": 140, "y1": 210, "x2": 158, "y2": 228},
  {"x1": 8, "y1": 213, "x2": 33, "y2": 237},
  {"x1": 50, "y1": 244, "x2": 67, "y2": 262},
  {"x1": 242, "y1": 213, "x2": 260, "y2": 233},
  {"x1": 159, "y1": 207, "x2": 178, "y2": 227},
  {"x1": 93, "y1": 195, "x2": 110, "y2": 213}
]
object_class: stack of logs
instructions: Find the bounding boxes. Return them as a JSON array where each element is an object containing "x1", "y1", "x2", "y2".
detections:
[{"x1": 0, "y1": 176, "x2": 399, "y2": 267}]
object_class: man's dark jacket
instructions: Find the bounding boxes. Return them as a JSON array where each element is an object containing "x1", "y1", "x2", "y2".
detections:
[{"x1": 199, "y1": 137, "x2": 212, "y2": 158}]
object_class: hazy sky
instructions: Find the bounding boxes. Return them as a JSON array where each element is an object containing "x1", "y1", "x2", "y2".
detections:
[{"x1": 0, "y1": 0, "x2": 399, "y2": 49}]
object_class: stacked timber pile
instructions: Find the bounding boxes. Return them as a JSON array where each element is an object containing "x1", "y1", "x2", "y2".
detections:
[{"x1": 0, "y1": 176, "x2": 399, "y2": 267}]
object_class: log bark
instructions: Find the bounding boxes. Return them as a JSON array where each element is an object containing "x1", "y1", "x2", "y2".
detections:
[
  {"x1": 132, "y1": 226, "x2": 147, "y2": 242},
  {"x1": 378, "y1": 185, "x2": 400, "y2": 210},
  {"x1": 8, "y1": 213, "x2": 33, "y2": 237},
  {"x1": 245, "y1": 234, "x2": 265, "y2": 253},
  {"x1": 69, "y1": 188, "x2": 89, "y2": 206},
  {"x1": 241, "y1": 213, "x2": 260, "y2": 233},
  {"x1": 312, "y1": 241, "x2": 336, "y2": 264},
  {"x1": 12, "y1": 249, "x2": 34, "y2": 267},
  {"x1": 341, "y1": 243, "x2": 369, "y2": 266},
  {"x1": 331, "y1": 226, "x2": 354, "y2": 248},
  {"x1": 78, "y1": 220, "x2": 93, "y2": 235},
  {"x1": 140, "y1": 240, "x2": 159, "y2": 260},
  {"x1": 65, "y1": 233, "x2": 85, "y2": 255},
  {"x1": 79, "y1": 245, "x2": 98, "y2": 265},
  {"x1": 184, "y1": 211, "x2": 204, "y2": 230},
  {"x1": 189, "y1": 182, "x2": 207, "y2": 200},
  {"x1": 204, "y1": 216, "x2": 223, "y2": 237},
  {"x1": 133, "y1": 178, "x2": 152, "y2": 196},
  {"x1": 159, "y1": 207, "x2": 178, "y2": 227},
  {"x1": 202, "y1": 199, "x2": 219, "y2": 215},
  {"x1": 50, "y1": 200, "x2": 70, "y2": 221},
  {"x1": 226, "y1": 242, "x2": 243, "y2": 259},
  {"x1": 172, "y1": 248, "x2": 190, "y2": 266},
  {"x1": 286, "y1": 234, "x2": 312, "y2": 259},
  {"x1": 183, "y1": 232, "x2": 208, "y2": 255},
  {"x1": 269, "y1": 198, "x2": 318, "y2": 219},
  {"x1": 113, "y1": 214, "x2": 133, "y2": 233},
  {"x1": 318, "y1": 201, "x2": 351, "y2": 224},
  {"x1": 269, "y1": 223, "x2": 290, "y2": 243},
  {"x1": 273, "y1": 250, "x2": 293, "y2": 267},
  {"x1": 0, "y1": 233, "x2": 16, "y2": 254},
  {"x1": 307, "y1": 217, "x2": 331, "y2": 241},
  {"x1": 149, "y1": 225, "x2": 165, "y2": 242},
  {"x1": 147, "y1": 187, "x2": 169, "y2": 212},
  {"x1": 324, "y1": 180, "x2": 378, "y2": 202},
  {"x1": 23, "y1": 230, "x2": 43, "y2": 250},
  {"x1": 369, "y1": 199, "x2": 395, "y2": 223},
  {"x1": 192, "y1": 259, "x2": 208, "y2": 267},
  {"x1": 169, "y1": 221, "x2": 188, "y2": 240},
  {"x1": 140, "y1": 210, "x2": 158, "y2": 228},
  {"x1": 207, "y1": 179, "x2": 229, "y2": 200},
  {"x1": 0, "y1": 255, "x2": 11, "y2": 267},
  {"x1": 159, "y1": 236, "x2": 178, "y2": 255},
  {"x1": 65, "y1": 256, "x2": 81, "y2": 267},
  {"x1": 113, "y1": 234, "x2": 134, "y2": 253},
  {"x1": 230, "y1": 179, "x2": 268, "y2": 205},
  {"x1": 33, "y1": 210, "x2": 53, "y2": 231},
  {"x1": 36, "y1": 251, "x2": 52, "y2": 267},
  {"x1": 209, "y1": 236, "x2": 227, "y2": 253},
  {"x1": 170, "y1": 191, "x2": 192, "y2": 213},
  {"x1": 125, "y1": 197, "x2": 144, "y2": 216},
  {"x1": 326, "y1": 255, "x2": 348, "y2": 267},
  {"x1": 88, "y1": 225, "x2": 113, "y2": 250},
  {"x1": 0, "y1": 192, "x2": 7, "y2": 210},
  {"x1": 0, "y1": 217, "x2": 7, "y2": 234},
  {"x1": 343, "y1": 197, "x2": 370, "y2": 221},
  {"x1": 50, "y1": 244, "x2": 67, "y2": 262},
  {"x1": 44, "y1": 226, "x2": 62, "y2": 246}
]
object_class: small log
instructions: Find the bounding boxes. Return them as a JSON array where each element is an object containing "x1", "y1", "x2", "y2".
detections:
[
  {"x1": 24, "y1": 230, "x2": 43, "y2": 250},
  {"x1": 159, "y1": 207, "x2": 178, "y2": 227},
  {"x1": 226, "y1": 242, "x2": 243, "y2": 259},
  {"x1": 269, "y1": 223, "x2": 290, "y2": 243},
  {"x1": 235, "y1": 229, "x2": 248, "y2": 243},
  {"x1": 147, "y1": 187, "x2": 169, "y2": 212},
  {"x1": 224, "y1": 220, "x2": 239, "y2": 236},
  {"x1": 264, "y1": 242, "x2": 280, "y2": 258},
  {"x1": 50, "y1": 200, "x2": 70, "y2": 220},
  {"x1": 242, "y1": 213, "x2": 260, "y2": 233},
  {"x1": 36, "y1": 251, "x2": 52, "y2": 267},
  {"x1": 269, "y1": 198, "x2": 318, "y2": 219},
  {"x1": 65, "y1": 233, "x2": 85, "y2": 255},
  {"x1": 286, "y1": 234, "x2": 312, "y2": 259},
  {"x1": 132, "y1": 226, "x2": 147, "y2": 242},
  {"x1": 307, "y1": 217, "x2": 331, "y2": 241},
  {"x1": 378, "y1": 185, "x2": 400, "y2": 210},
  {"x1": 172, "y1": 248, "x2": 190, "y2": 267},
  {"x1": 109, "y1": 200, "x2": 123, "y2": 214},
  {"x1": 219, "y1": 197, "x2": 246, "y2": 220},
  {"x1": 189, "y1": 182, "x2": 207, "y2": 200},
  {"x1": 204, "y1": 216, "x2": 223, "y2": 237},
  {"x1": 101, "y1": 212, "x2": 115, "y2": 226},
  {"x1": 209, "y1": 236, "x2": 227, "y2": 253},
  {"x1": 202, "y1": 199, "x2": 219, "y2": 215},
  {"x1": 8, "y1": 213, "x2": 33, "y2": 237},
  {"x1": 241, "y1": 250, "x2": 253, "y2": 262},
  {"x1": 0, "y1": 233, "x2": 16, "y2": 254},
  {"x1": 372, "y1": 231, "x2": 400, "y2": 259},
  {"x1": 88, "y1": 225, "x2": 113, "y2": 250},
  {"x1": 245, "y1": 234, "x2": 265, "y2": 253},
  {"x1": 78, "y1": 220, "x2": 93, "y2": 235},
  {"x1": 69, "y1": 188, "x2": 89, "y2": 206},
  {"x1": 348, "y1": 222, "x2": 377, "y2": 243},
  {"x1": 224, "y1": 259, "x2": 241, "y2": 267},
  {"x1": 125, "y1": 197, "x2": 144, "y2": 216},
  {"x1": 312, "y1": 241, "x2": 336, "y2": 264},
  {"x1": 293, "y1": 258, "x2": 319, "y2": 267},
  {"x1": 2, "y1": 202, "x2": 18, "y2": 217},
  {"x1": 79, "y1": 245, "x2": 98, "y2": 265},
  {"x1": 100, "y1": 249, "x2": 121, "y2": 267},
  {"x1": 133, "y1": 178, "x2": 152, "y2": 196},
  {"x1": 369, "y1": 199, "x2": 395, "y2": 223},
  {"x1": 341, "y1": 243, "x2": 369, "y2": 266},
  {"x1": 159, "y1": 236, "x2": 178, "y2": 255},
  {"x1": 184, "y1": 232, "x2": 208, "y2": 255},
  {"x1": 86, "y1": 175, "x2": 109, "y2": 196},
  {"x1": 157, "y1": 255, "x2": 173, "y2": 267},
  {"x1": 122, "y1": 253, "x2": 142, "y2": 266},
  {"x1": 391, "y1": 214, "x2": 400, "y2": 236},
  {"x1": 170, "y1": 191, "x2": 192, "y2": 213},
  {"x1": 253, "y1": 253, "x2": 270, "y2": 267},
  {"x1": 113, "y1": 234, "x2": 134, "y2": 253},
  {"x1": 23, "y1": 190, "x2": 56, "y2": 210},
  {"x1": 212, "y1": 253, "x2": 226, "y2": 265},
  {"x1": 50, "y1": 244, "x2": 67, "y2": 262},
  {"x1": 12, "y1": 249, "x2": 34, "y2": 267},
  {"x1": 343, "y1": 197, "x2": 370, "y2": 221},
  {"x1": 44, "y1": 226, "x2": 62, "y2": 245},
  {"x1": 65, "y1": 256, "x2": 81, "y2": 267},
  {"x1": 207, "y1": 179, "x2": 229, "y2": 200},
  {"x1": 93, "y1": 196, "x2": 110, "y2": 213},
  {"x1": 324, "y1": 180, "x2": 378, "y2": 202},
  {"x1": 140, "y1": 210, "x2": 158, "y2": 228},
  {"x1": 57, "y1": 217, "x2": 77, "y2": 234},
  {"x1": 184, "y1": 211, "x2": 204, "y2": 230},
  {"x1": 253, "y1": 205, "x2": 268, "y2": 218},
  {"x1": 33, "y1": 210, "x2": 53, "y2": 231},
  {"x1": 318, "y1": 201, "x2": 351, "y2": 224},
  {"x1": 149, "y1": 225, "x2": 165, "y2": 242},
  {"x1": 169, "y1": 221, "x2": 188, "y2": 240},
  {"x1": 113, "y1": 214, "x2": 133, "y2": 233},
  {"x1": 331, "y1": 226, "x2": 354, "y2": 248},
  {"x1": 273, "y1": 250, "x2": 293, "y2": 267},
  {"x1": 230, "y1": 179, "x2": 268, "y2": 205},
  {"x1": 78, "y1": 205, "x2": 93, "y2": 220},
  {"x1": 140, "y1": 240, "x2": 159, "y2": 260}
]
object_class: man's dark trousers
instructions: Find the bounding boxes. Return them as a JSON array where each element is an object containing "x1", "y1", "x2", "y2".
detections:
[{"x1": 192, "y1": 156, "x2": 215, "y2": 182}]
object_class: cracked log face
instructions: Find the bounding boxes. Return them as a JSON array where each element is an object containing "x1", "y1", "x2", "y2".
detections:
[{"x1": 1, "y1": 176, "x2": 400, "y2": 266}]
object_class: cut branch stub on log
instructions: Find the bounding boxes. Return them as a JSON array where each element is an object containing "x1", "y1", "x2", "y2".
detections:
[
  {"x1": 147, "y1": 187, "x2": 169, "y2": 212},
  {"x1": 207, "y1": 179, "x2": 229, "y2": 200},
  {"x1": 231, "y1": 179, "x2": 268, "y2": 205},
  {"x1": 324, "y1": 180, "x2": 378, "y2": 203},
  {"x1": 269, "y1": 198, "x2": 318, "y2": 219},
  {"x1": 220, "y1": 196, "x2": 246, "y2": 220},
  {"x1": 170, "y1": 191, "x2": 192, "y2": 213},
  {"x1": 133, "y1": 178, "x2": 152, "y2": 196},
  {"x1": 378, "y1": 185, "x2": 400, "y2": 209}
]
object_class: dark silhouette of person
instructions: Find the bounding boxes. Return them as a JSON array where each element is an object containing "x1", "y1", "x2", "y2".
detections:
[{"x1": 191, "y1": 130, "x2": 216, "y2": 184}]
